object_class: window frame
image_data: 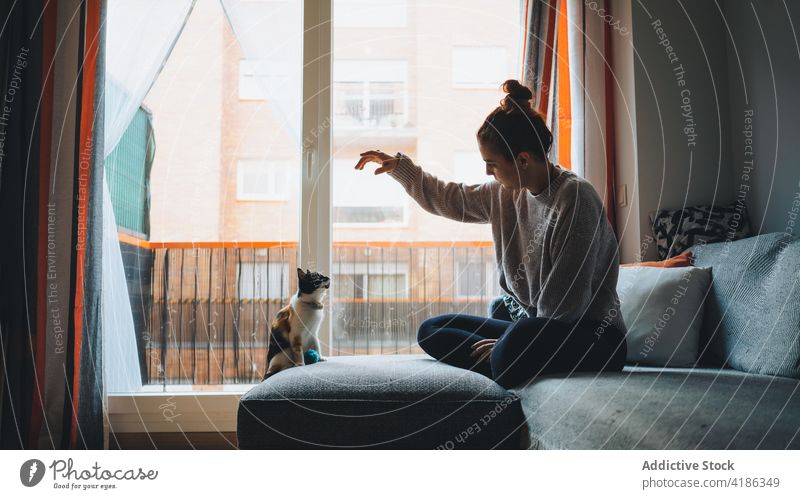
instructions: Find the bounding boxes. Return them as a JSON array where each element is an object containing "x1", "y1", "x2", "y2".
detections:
[{"x1": 113, "y1": 1, "x2": 525, "y2": 434}]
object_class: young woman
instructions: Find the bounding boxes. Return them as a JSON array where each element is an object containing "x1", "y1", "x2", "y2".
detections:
[{"x1": 354, "y1": 79, "x2": 627, "y2": 388}]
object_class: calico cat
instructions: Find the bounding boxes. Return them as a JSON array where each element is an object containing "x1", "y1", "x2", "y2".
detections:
[{"x1": 262, "y1": 268, "x2": 330, "y2": 380}]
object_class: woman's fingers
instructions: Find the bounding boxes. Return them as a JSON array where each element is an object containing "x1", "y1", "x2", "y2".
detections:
[
  {"x1": 471, "y1": 343, "x2": 494, "y2": 356},
  {"x1": 471, "y1": 338, "x2": 496, "y2": 349},
  {"x1": 470, "y1": 339, "x2": 497, "y2": 357},
  {"x1": 356, "y1": 150, "x2": 393, "y2": 168},
  {"x1": 354, "y1": 154, "x2": 375, "y2": 170}
]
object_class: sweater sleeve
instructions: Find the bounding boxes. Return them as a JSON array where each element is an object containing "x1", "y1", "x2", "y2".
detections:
[
  {"x1": 387, "y1": 153, "x2": 493, "y2": 224},
  {"x1": 535, "y1": 186, "x2": 604, "y2": 323}
]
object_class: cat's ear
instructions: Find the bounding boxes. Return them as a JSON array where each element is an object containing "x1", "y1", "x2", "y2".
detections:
[{"x1": 297, "y1": 267, "x2": 305, "y2": 279}]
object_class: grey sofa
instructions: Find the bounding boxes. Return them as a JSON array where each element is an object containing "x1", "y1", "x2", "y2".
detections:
[{"x1": 237, "y1": 232, "x2": 800, "y2": 449}]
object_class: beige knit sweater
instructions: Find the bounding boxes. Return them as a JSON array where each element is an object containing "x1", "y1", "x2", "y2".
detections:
[{"x1": 387, "y1": 153, "x2": 627, "y2": 334}]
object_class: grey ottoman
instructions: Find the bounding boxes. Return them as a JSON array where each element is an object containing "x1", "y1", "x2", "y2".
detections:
[{"x1": 237, "y1": 355, "x2": 524, "y2": 449}]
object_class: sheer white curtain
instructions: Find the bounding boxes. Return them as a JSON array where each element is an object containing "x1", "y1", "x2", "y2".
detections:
[
  {"x1": 105, "y1": 0, "x2": 196, "y2": 156},
  {"x1": 102, "y1": 0, "x2": 195, "y2": 393},
  {"x1": 220, "y1": 0, "x2": 302, "y2": 145},
  {"x1": 566, "y1": 0, "x2": 585, "y2": 178}
]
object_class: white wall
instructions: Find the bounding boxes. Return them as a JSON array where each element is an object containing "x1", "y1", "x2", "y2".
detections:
[
  {"x1": 722, "y1": 0, "x2": 800, "y2": 236},
  {"x1": 614, "y1": 0, "x2": 735, "y2": 262},
  {"x1": 609, "y1": 0, "x2": 641, "y2": 263},
  {"x1": 614, "y1": 0, "x2": 800, "y2": 262}
]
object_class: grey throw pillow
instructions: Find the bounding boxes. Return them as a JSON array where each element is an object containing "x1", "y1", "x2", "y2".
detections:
[{"x1": 617, "y1": 266, "x2": 712, "y2": 367}]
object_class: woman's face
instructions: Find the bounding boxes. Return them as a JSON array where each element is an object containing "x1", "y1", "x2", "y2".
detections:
[{"x1": 478, "y1": 141, "x2": 524, "y2": 189}]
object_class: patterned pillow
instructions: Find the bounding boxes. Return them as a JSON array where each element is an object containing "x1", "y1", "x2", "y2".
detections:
[{"x1": 650, "y1": 202, "x2": 752, "y2": 259}]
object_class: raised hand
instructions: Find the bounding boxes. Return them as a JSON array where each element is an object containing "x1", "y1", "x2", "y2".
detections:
[{"x1": 354, "y1": 150, "x2": 400, "y2": 175}]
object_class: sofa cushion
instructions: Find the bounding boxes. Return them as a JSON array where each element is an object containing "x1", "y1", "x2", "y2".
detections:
[
  {"x1": 691, "y1": 232, "x2": 800, "y2": 378},
  {"x1": 511, "y1": 366, "x2": 800, "y2": 449},
  {"x1": 237, "y1": 355, "x2": 524, "y2": 449},
  {"x1": 617, "y1": 266, "x2": 711, "y2": 367}
]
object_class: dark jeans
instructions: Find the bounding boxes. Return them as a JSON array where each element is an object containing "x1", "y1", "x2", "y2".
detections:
[{"x1": 417, "y1": 313, "x2": 627, "y2": 389}]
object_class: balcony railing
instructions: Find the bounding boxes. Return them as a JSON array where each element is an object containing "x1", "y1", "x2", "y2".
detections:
[
  {"x1": 333, "y1": 83, "x2": 408, "y2": 128},
  {"x1": 122, "y1": 240, "x2": 500, "y2": 386}
]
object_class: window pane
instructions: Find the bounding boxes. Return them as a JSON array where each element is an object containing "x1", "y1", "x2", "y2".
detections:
[
  {"x1": 454, "y1": 150, "x2": 490, "y2": 185},
  {"x1": 452, "y1": 47, "x2": 508, "y2": 86},
  {"x1": 332, "y1": 158, "x2": 406, "y2": 224},
  {"x1": 333, "y1": 60, "x2": 408, "y2": 129},
  {"x1": 335, "y1": 0, "x2": 408, "y2": 28},
  {"x1": 238, "y1": 262, "x2": 290, "y2": 299},
  {"x1": 111, "y1": 0, "x2": 303, "y2": 388},
  {"x1": 237, "y1": 159, "x2": 291, "y2": 200},
  {"x1": 332, "y1": 0, "x2": 521, "y2": 355}
]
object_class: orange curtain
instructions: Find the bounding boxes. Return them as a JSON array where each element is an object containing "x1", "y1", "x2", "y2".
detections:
[
  {"x1": 521, "y1": 0, "x2": 572, "y2": 170},
  {"x1": 555, "y1": 0, "x2": 571, "y2": 170}
]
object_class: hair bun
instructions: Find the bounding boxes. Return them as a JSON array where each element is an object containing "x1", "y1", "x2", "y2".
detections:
[{"x1": 500, "y1": 79, "x2": 533, "y2": 112}]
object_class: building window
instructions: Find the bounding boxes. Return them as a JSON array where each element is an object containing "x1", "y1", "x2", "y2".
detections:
[
  {"x1": 236, "y1": 159, "x2": 291, "y2": 201},
  {"x1": 452, "y1": 47, "x2": 508, "y2": 87},
  {"x1": 238, "y1": 262, "x2": 290, "y2": 300},
  {"x1": 334, "y1": 262, "x2": 409, "y2": 299},
  {"x1": 334, "y1": 0, "x2": 408, "y2": 28},
  {"x1": 454, "y1": 150, "x2": 492, "y2": 185},
  {"x1": 332, "y1": 158, "x2": 407, "y2": 224},
  {"x1": 455, "y1": 260, "x2": 500, "y2": 299},
  {"x1": 333, "y1": 60, "x2": 408, "y2": 129}
]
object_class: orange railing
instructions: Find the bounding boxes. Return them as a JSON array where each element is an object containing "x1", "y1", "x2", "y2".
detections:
[{"x1": 120, "y1": 238, "x2": 500, "y2": 386}]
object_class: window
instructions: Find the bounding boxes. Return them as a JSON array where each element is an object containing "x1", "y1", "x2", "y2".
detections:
[
  {"x1": 333, "y1": 60, "x2": 408, "y2": 129},
  {"x1": 108, "y1": 0, "x2": 522, "y2": 400},
  {"x1": 455, "y1": 260, "x2": 500, "y2": 299},
  {"x1": 452, "y1": 47, "x2": 508, "y2": 87},
  {"x1": 238, "y1": 262, "x2": 290, "y2": 300},
  {"x1": 454, "y1": 150, "x2": 491, "y2": 185},
  {"x1": 332, "y1": 158, "x2": 407, "y2": 225},
  {"x1": 334, "y1": 263, "x2": 409, "y2": 299},
  {"x1": 334, "y1": 0, "x2": 407, "y2": 28},
  {"x1": 236, "y1": 159, "x2": 291, "y2": 201}
]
